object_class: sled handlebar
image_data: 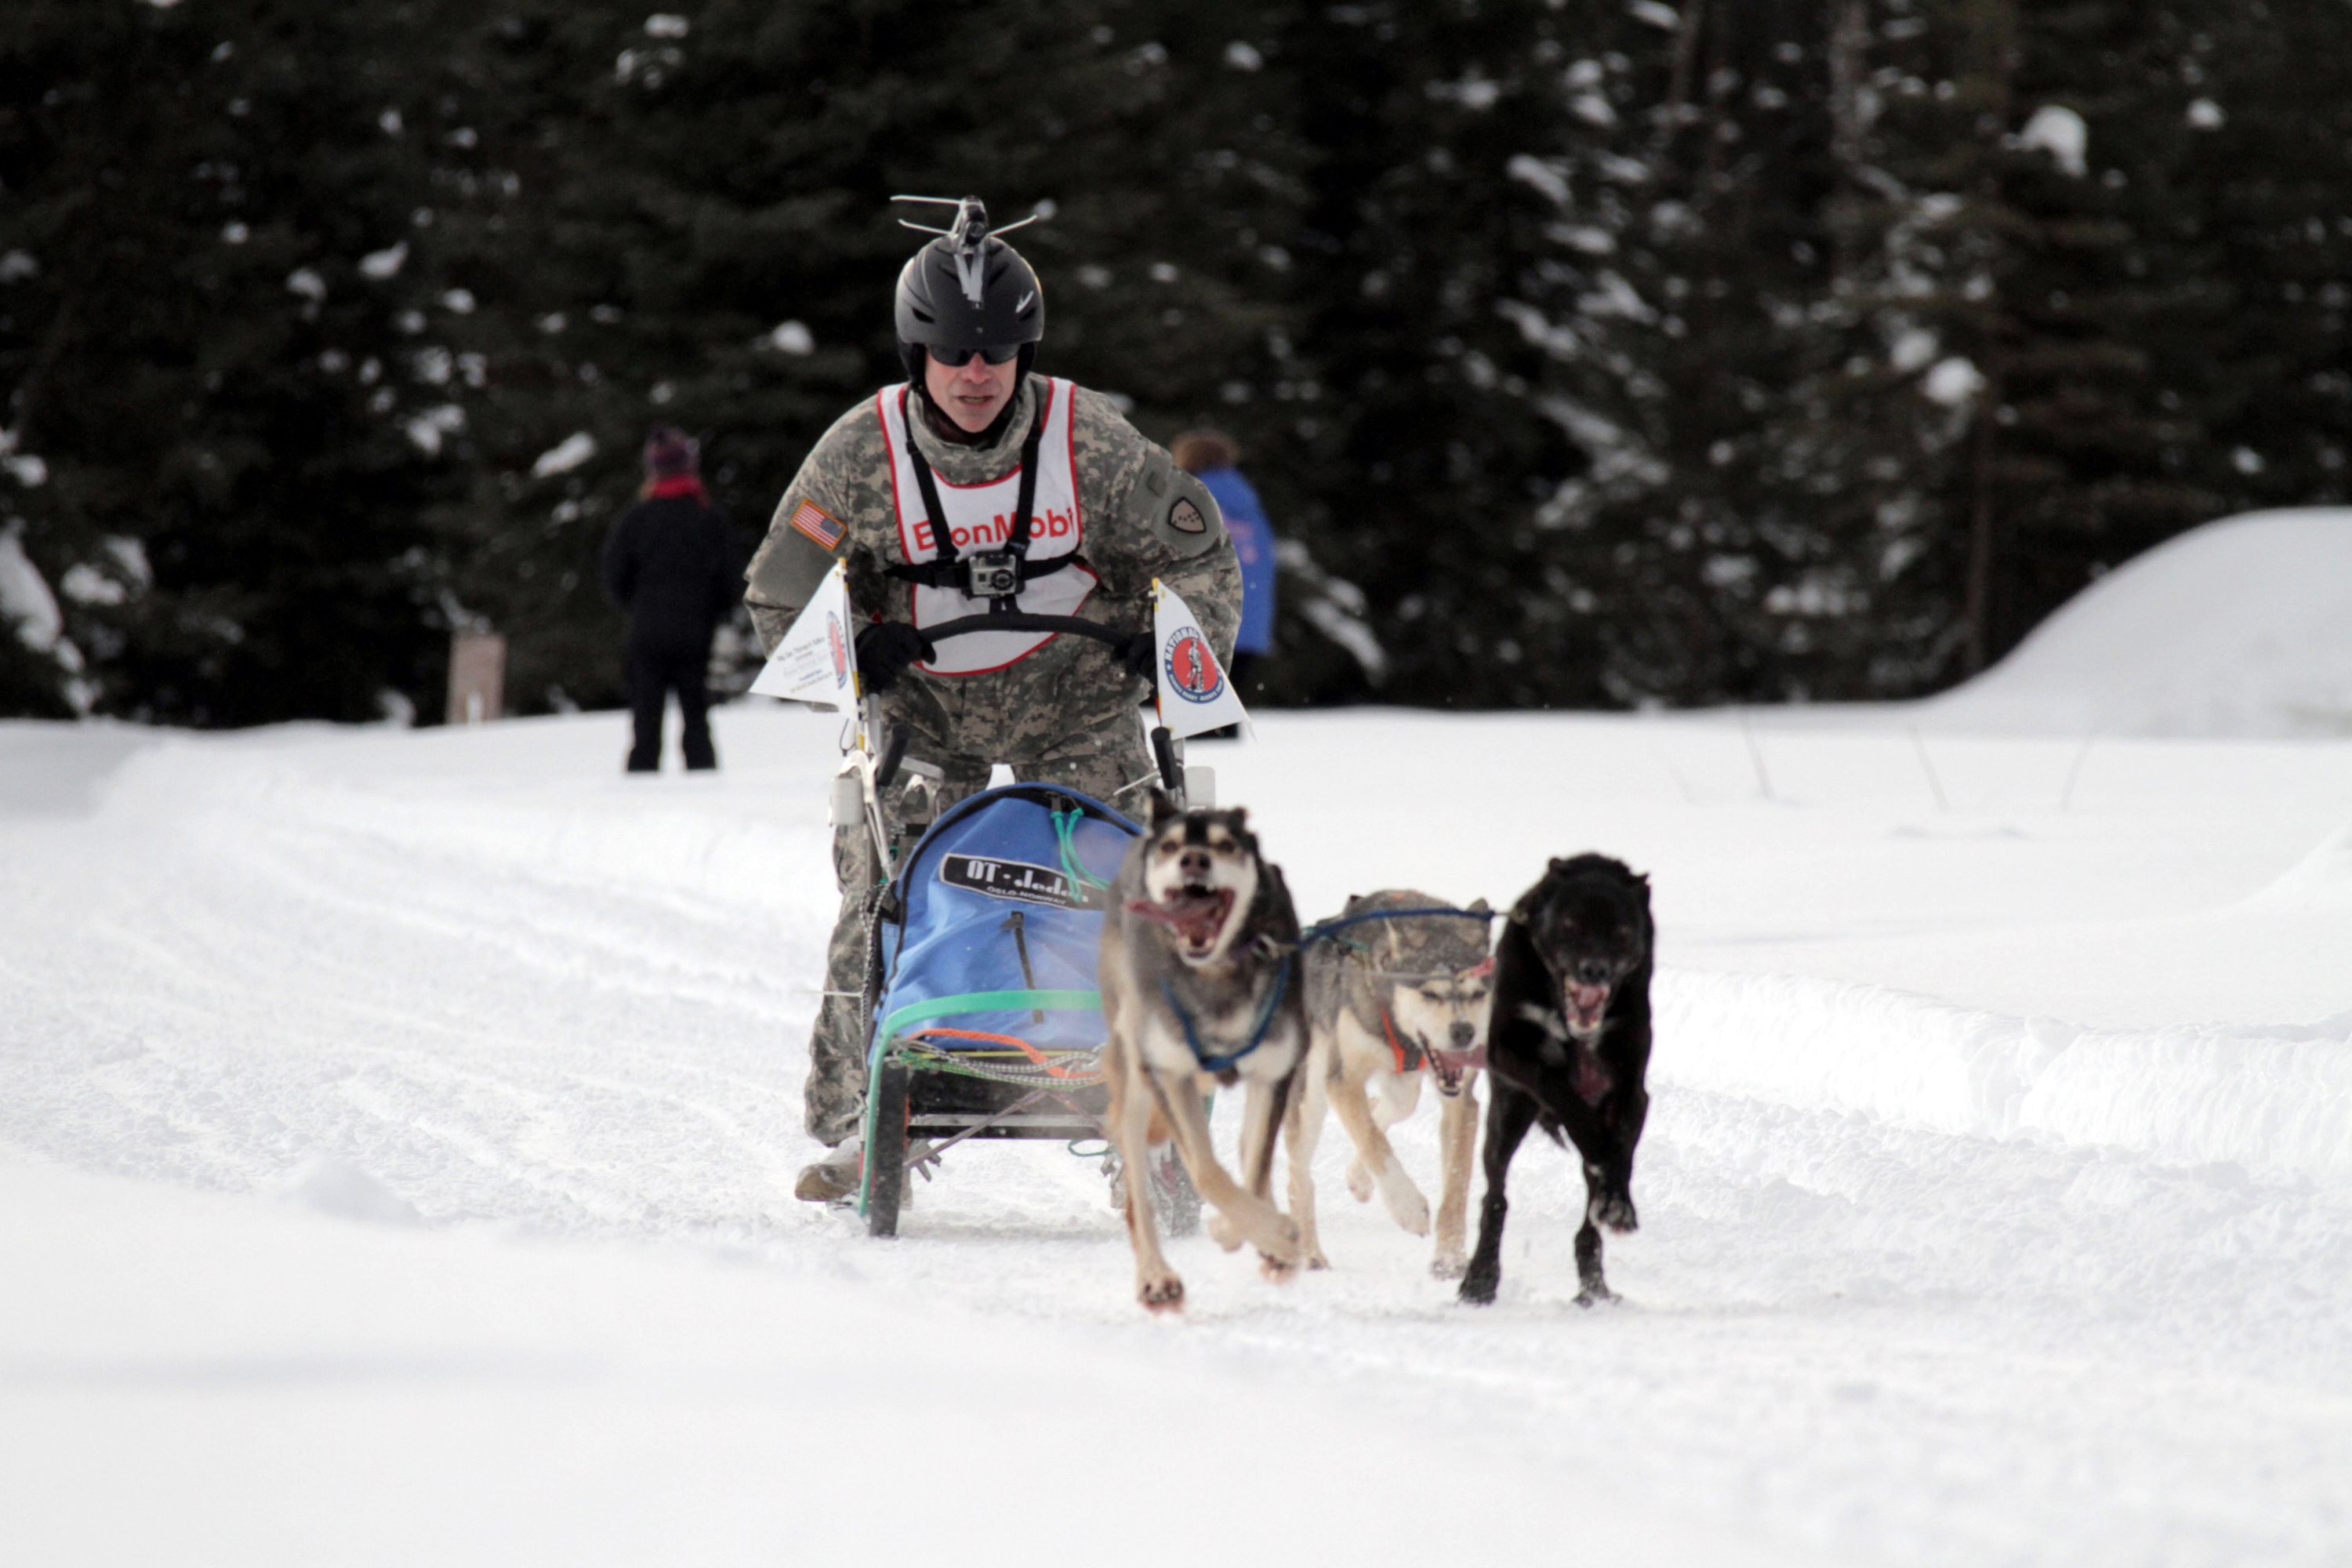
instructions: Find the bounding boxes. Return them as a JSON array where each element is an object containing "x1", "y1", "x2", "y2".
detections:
[{"x1": 916, "y1": 613, "x2": 1134, "y2": 651}]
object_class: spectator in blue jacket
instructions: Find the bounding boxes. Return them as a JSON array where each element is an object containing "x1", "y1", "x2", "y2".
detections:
[{"x1": 1173, "y1": 430, "x2": 1274, "y2": 698}]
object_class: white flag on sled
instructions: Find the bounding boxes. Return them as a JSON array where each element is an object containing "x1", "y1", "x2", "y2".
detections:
[
  {"x1": 749, "y1": 560, "x2": 859, "y2": 710},
  {"x1": 1152, "y1": 579, "x2": 1250, "y2": 740}
]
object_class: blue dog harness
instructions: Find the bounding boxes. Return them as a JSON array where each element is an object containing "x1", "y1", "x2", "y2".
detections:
[
  {"x1": 1162, "y1": 960, "x2": 1290, "y2": 1076},
  {"x1": 1298, "y1": 905, "x2": 1496, "y2": 948}
]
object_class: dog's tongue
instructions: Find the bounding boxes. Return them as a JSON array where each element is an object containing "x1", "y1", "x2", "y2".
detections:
[
  {"x1": 1428, "y1": 1046, "x2": 1486, "y2": 1087},
  {"x1": 1128, "y1": 888, "x2": 1234, "y2": 945},
  {"x1": 1565, "y1": 982, "x2": 1610, "y2": 1031}
]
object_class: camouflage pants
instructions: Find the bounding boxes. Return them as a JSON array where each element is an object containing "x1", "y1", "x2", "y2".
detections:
[{"x1": 803, "y1": 704, "x2": 1164, "y2": 1145}]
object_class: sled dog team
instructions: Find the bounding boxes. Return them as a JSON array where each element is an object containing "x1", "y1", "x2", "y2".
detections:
[{"x1": 1098, "y1": 793, "x2": 1655, "y2": 1313}]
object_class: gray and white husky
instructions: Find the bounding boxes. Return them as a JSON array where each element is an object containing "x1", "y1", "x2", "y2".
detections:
[
  {"x1": 1283, "y1": 890, "x2": 1494, "y2": 1277},
  {"x1": 1098, "y1": 795, "x2": 1307, "y2": 1312}
]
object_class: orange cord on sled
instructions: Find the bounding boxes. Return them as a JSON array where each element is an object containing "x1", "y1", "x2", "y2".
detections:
[{"x1": 906, "y1": 1026, "x2": 1098, "y2": 1080}]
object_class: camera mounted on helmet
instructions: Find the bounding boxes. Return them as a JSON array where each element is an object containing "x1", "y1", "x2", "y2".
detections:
[{"x1": 892, "y1": 195, "x2": 1049, "y2": 438}]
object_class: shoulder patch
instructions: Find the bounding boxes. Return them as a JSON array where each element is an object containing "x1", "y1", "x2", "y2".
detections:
[
  {"x1": 750, "y1": 488, "x2": 851, "y2": 608},
  {"x1": 1147, "y1": 467, "x2": 1229, "y2": 559}
]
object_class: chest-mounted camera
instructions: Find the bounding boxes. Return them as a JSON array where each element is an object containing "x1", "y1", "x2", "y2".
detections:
[{"x1": 964, "y1": 550, "x2": 1021, "y2": 599}]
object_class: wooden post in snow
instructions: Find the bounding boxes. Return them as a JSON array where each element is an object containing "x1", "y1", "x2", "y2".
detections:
[{"x1": 445, "y1": 631, "x2": 506, "y2": 725}]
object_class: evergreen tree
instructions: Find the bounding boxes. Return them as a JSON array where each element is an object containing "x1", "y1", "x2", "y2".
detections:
[
  {"x1": 1250, "y1": 0, "x2": 1587, "y2": 709},
  {"x1": 1483, "y1": 0, "x2": 1928, "y2": 706},
  {"x1": 4, "y1": 0, "x2": 2348, "y2": 724},
  {"x1": 1855, "y1": 0, "x2": 2352, "y2": 672},
  {"x1": 0, "y1": 0, "x2": 459, "y2": 724}
]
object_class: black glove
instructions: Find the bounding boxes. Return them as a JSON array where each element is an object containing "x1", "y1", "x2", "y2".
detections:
[
  {"x1": 1120, "y1": 630, "x2": 1157, "y2": 684},
  {"x1": 855, "y1": 622, "x2": 935, "y2": 694}
]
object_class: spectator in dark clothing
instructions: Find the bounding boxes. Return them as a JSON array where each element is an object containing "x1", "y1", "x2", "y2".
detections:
[{"x1": 601, "y1": 426, "x2": 742, "y2": 772}]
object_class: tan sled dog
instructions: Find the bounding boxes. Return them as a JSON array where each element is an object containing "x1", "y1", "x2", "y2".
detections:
[
  {"x1": 1098, "y1": 797, "x2": 1307, "y2": 1312},
  {"x1": 1283, "y1": 891, "x2": 1494, "y2": 1277}
]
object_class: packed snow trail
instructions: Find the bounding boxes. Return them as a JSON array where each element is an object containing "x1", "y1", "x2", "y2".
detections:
[{"x1": 4, "y1": 708, "x2": 2350, "y2": 1566}]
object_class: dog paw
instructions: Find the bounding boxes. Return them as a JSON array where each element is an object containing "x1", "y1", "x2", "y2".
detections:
[
  {"x1": 1574, "y1": 1283, "x2": 1619, "y2": 1308},
  {"x1": 1205, "y1": 1211, "x2": 1244, "y2": 1252},
  {"x1": 1457, "y1": 1267, "x2": 1499, "y2": 1306},
  {"x1": 1259, "y1": 1251, "x2": 1300, "y2": 1285},
  {"x1": 1591, "y1": 1192, "x2": 1639, "y2": 1234},
  {"x1": 1138, "y1": 1272, "x2": 1186, "y2": 1312},
  {"x1": 1345, "y1": 1161, "x2": 1374, "y2": 1203},
  {"x1": 1429, "y1": 1250, "x2": 1466, "y2": 1280},
  {"x1": 1382, "y1": 1183, "x2": 1431, "y2": 1238},
  {"x1": 1305, "y1": 1248, "x2": 1331, "y2": 1272}
]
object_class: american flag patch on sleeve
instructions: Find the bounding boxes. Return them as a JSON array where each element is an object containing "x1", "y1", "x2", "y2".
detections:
[{"x1": 789, "y1": 499, "x2": 846, "y2": 551}]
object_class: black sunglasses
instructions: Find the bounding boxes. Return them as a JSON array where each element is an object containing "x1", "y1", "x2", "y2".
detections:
[{"x1": 931, "y1": 343, "x2": 1024, "y2": 368}]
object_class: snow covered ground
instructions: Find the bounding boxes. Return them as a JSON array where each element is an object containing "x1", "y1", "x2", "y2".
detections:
[{"x1": 4, "y1": 514, "x2": 2350, "y2": 1565}]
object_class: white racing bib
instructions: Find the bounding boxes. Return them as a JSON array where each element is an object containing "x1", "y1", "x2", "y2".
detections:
[{"x1": 877, "y1": 377, "x2": 1097, "y2": 676}]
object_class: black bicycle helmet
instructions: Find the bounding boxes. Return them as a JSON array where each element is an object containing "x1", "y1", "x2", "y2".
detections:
[{"x1": 893, "y1": 196, "x2": 1045, "y2": 355}]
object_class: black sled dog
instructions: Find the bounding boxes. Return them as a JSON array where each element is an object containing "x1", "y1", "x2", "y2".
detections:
[{"x1": 1458, "y1": 854, "x2": 1653, "y2": 1308}]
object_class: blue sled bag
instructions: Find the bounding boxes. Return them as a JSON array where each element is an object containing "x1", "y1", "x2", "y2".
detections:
[{"x1": 866, "y1": 784, "x2": 1140, "y2": 1089}]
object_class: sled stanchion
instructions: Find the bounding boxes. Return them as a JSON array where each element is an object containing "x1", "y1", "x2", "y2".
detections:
[
  {"x1": 875, "y1": 726, "x2": 909, "y2": 792},
  {"x1": 865, "y1": 1058, "x2": 912, "y2": 1237},
  {"x1": 1150, "y1": 726, "x2": 1182, "y2": 800}
]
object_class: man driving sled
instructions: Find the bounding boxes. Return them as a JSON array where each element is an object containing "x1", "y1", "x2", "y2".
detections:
[{"x1": 742, "y1": 198, "x2": 1242, "y2": 1202}]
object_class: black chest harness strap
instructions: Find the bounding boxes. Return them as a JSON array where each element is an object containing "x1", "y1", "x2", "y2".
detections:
[{"x1": 885, "y1": 390, "x2": 1073, "y2": 612}]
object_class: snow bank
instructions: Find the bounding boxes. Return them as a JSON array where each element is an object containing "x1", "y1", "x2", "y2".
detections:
[
  {"x1": 0, "y1": 720, "x2": 154, "y2": 814},
  {"x1": 1658, "y1": 971, "x2": 2352, "y2": 1181},
  {"x1": 2245, "y1": 823, "x2": 2352, "y2": 913},
  {"x1": 1922, "y1": 509, "x2": 2352, "y2": 738}
]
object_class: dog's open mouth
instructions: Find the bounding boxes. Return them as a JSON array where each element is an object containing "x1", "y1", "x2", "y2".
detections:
[
  {"x1": 1128, "y1": 885, "x2": 1236, "y2": 957},
  {"x1": 1563, "y1": 982, "x2": 1612, "y2": 1035},
  {"x1": 1428, "y1": 1048, "x2": 1485, "y2": 1096}
]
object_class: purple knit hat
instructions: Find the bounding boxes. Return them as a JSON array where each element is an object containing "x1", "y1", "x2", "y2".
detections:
[{"x1": 643, "y1": 425, "x2": 699, "y2": 479}]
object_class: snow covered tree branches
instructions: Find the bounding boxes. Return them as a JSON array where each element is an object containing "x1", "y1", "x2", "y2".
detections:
[{"x1": 2, "y1": 0, "x2": 2346, "y2": 721}]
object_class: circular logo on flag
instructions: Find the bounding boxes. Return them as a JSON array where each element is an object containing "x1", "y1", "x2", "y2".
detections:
[
  {"x1": 1162, "y1": 627, "x2": 1223, "y2": 703},
  {"x1": 826, "y1": 613, "x2": 848, "y2": 681}
]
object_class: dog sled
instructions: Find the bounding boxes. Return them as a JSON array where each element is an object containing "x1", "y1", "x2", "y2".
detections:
[
  {"x1": 750, "y1": 568, "x2": 1240, "y2": 1237},
  {"x1": 852, "y1": 780, "x2": 1160, "y2": 1236}
]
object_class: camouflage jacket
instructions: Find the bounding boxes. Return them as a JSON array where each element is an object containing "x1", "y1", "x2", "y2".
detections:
[{"x1": 744, "y1": 376, "x2": 1240, "y2": 749}]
